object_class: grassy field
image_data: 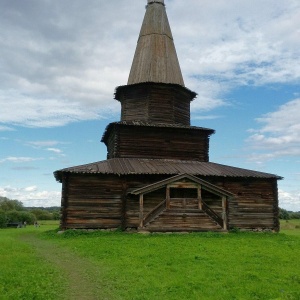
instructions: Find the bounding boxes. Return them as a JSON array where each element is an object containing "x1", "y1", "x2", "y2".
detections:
[{"x1": 0, "y1": 221, "x2": 299, "y2": 300}]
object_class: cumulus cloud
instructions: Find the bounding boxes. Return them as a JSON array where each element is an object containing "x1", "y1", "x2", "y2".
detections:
[
  {"x1": 247, "y1": 98, "x2": 300, "y2": 163},
  {"x1": 0, "y1": 0, "x2": 299, "y2": 128},
  {"x1": 24, "y1": 186, "x2": 38, "y2": 192},
  {"x1": 0, "y1": 185, "x2": 61, "y2": 207},
  {"x1": 279, "y1": 189, "x2": 300, "y2": 212},
  {"x1": 174, "y1": 0, "x2": 300, "y2": 85}
]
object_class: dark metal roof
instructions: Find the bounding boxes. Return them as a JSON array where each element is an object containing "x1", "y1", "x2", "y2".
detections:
[
  {"x1": 101, "y1": 121, "x2": 215, "y2": 143},
  {"x1": 54, "y1": 158, "x2": 282, "y2": 182}
]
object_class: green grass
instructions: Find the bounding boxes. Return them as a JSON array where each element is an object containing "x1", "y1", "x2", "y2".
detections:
[
  {"x1": 280, "y1": 219, "x2": 300, "y2": 236},
  {"x1": 0, "y1": 222, "x2": 300, "y2": 299},
  {"x1": 0, "y1": 224, "x2": 66, "y2": 300},
  {"x1": 43, "y1": 230, "x2": 300, "y2": 300}
]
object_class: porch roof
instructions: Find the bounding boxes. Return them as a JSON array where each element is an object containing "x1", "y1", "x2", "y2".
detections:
[{"x1": 128, "y1": 173, "x2": 235, "y2": 197}]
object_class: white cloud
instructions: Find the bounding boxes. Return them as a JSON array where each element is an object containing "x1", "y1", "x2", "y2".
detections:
[
  {"x1": 24, "y1": 186, "x2": 38, "y2": 192},
  {"x1": 0, "y1": 156, "x2": 43, "y2": 163},
  {"x1": 27, "y1": 140, "x2": 63, "y2": 148},
  {"x1": 247, "y1": 98, "x2": 300, "y2": 163},
  {"x1": 0, "y1": 0, "x2": 299, "y2": 127},
  {"x1": 46, "y1": 148, "x2": 65, "y2": 157},
  {"x1": 0, "y1": 185, "x2": 61, "y2": 207},
  {"x1": 279, "y1": 189, "x2": 300, "y2": 212},
  {"x1": 175, "y1": 0, "x2": 300, "y2": 85},
  {"x1": 0, "y1": 125, "x2": 15, "y2": 131}
]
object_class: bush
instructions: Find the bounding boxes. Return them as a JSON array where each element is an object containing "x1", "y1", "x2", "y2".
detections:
[
  {"x1": 6, "y1": 210, "x2": 36, "y2": 225},
  {"x1": 0, "y1": 210, "x2": 8, "y2": 228},
  {"x1": 30, "y1": 209, "x2": 53, "y2": 220}
]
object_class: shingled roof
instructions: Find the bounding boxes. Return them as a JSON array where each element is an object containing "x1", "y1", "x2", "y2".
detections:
[
  {"x1": 54, "y1": 158, "x2": 282, "y2": 182},
  {"x1": 127, "y1": 0, "x2": 184, "y2": 86}
]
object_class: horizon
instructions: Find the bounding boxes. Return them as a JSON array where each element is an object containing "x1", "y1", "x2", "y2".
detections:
[{"x1": 1, "y1": 0, "x2": 299, "y2": 211}]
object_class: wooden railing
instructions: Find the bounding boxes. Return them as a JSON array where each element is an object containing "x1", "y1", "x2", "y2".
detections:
[
  {"x1": 143, "y1": 199, "x2": 166, "y2": 226},
  {"x1": 202, "y1": 201, "x2": 223, "y2": 228}
]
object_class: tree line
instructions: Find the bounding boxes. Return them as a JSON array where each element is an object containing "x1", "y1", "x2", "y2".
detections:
[
  {"x1": 279, "y1": 208, "x2": 300, "y2": 220},
  {"x1": 0, "y1": 196, "x2": 60, "y2": 228}
]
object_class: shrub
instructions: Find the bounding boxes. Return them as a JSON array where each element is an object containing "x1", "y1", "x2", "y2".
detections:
[
  {"x1": 6, "y1": 210, "x2": 36, "y2": 225},
  {"x1": 0, "y1": 210, "x2": 8, "y2": 228},
  {"x1": 30, "y1": 209, "x2": 53, "y2": 220}
]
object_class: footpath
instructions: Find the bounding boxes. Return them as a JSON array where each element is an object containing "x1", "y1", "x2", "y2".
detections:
[{"x1": 20, "y1": 234, "x2": 111, "y2": 300}]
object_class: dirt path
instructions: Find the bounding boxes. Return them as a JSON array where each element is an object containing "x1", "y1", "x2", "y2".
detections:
[{"x1": 20, "y1": 234, "x2": 112, "y2": 300}]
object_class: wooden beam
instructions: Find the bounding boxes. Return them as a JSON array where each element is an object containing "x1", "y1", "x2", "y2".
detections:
[
  {"x1": 222, "y1": 196, "x2": 227, "y2": 230},
  {"x1": 198, "y1": 186, "x2": 202, "y2": 210},
  {"x1": 139, "y1": 194, "x2": 144, "y2": 228},
  {"x1": 166, "y1": 186, "x2": 170, "y2": 209}
]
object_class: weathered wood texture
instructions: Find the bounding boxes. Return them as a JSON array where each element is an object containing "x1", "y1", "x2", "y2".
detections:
[
  {"x1": 126, "y1": 189, "x2": 165, "y2": 228},
  {"x1": 60, "y1": 174, "x2": 278, "y2": 232},
  {"x1": 208, "y1": 177, "x2": 279, "y2": 231},
  {"x1": 145, "y1": 210, "x2": 223, "y2": 231},
  {"x1": 127, "y1": 2, "x2": 184, "y2": 86},
  {"x1": 105, "y1": 124, "x2": 212, "y2": 161},
  {"x1": 125, "y1": 178, "x2": 224, "y2": 230},
  {"x1": 116, "y1": 83, "x2": 195, "y2": 125},
  {"x1": 60, "y1": 174, "x2": 124, "y2": 229}
]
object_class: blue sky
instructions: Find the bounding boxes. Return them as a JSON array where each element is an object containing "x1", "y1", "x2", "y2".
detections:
[{"x1": 1, "y1": 0, "x2": 299, "y2": 210}]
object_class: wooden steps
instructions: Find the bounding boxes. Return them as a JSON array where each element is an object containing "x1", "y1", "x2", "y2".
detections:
[{"x1": 144, "y1": 209, "x2": 223, "y2": 232}]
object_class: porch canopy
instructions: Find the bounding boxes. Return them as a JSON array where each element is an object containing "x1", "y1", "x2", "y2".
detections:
[{"x1": 128, "y1": 173, "x2": 235, "y2": 230}]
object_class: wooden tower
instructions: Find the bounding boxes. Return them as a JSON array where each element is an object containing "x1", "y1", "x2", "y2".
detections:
[{"x1": 102, "y1": 0, "x2": 214, "y2": 162}]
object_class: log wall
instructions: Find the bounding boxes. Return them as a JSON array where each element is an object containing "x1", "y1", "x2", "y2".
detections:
[
  {"x1": 106, "y1": 125, "x2": 211, "y2": 161},
  {"x1": 60, "y1": 174, "x2": 279, "y2": 232},
  {"x1": 117, "y1": 83, "x2": 194, "y2": 125},
  {"x1": 60, "y1": 174, "x2": 124, "y2": 229},
  {"x1": 208, "y1": 177, "x2": 279, "y2": 231}
]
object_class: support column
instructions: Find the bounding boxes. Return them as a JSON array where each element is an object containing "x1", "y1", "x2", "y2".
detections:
[
  {"x1": 198, "y1": 186, "x2": 202, "y2": 210},
  {"x1": 166, "y1": 186, "x2": 170, "y2": 209},
  {"x1": 139, "y1": 194, "x2": 144, "y2": 228},
  {"x1": 222, "y1": 196, "x2": 227, "y2": 230}
]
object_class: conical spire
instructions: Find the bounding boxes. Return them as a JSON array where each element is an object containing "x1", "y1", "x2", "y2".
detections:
[{"x1": 127, "y1": 0, "x2": 184, "y2": 86}]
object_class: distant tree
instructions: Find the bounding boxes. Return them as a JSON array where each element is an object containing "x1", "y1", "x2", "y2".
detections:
[
  {"x1": 6, "y1": 210, "x2": 36, "y2": 225},
  {"x1": 0, "y1": 210, "x2": 7, "y2": 228},
  {"x1": 30, "y1": 209, "x2": 52, "y2": 220},
  {"x1": 0, "y1": 198, "x2": 24, "y2": 211},
  {"x1": 289, "y1": 211, "x2": 300, "y2": 219},
  {"x1": 279, "y1": 208, "x2": 290, "y2": 220}
]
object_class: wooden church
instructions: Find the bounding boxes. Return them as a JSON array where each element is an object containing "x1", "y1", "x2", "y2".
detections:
[{"x1": 54, "y1": 0, "x2": 281, "y2": 232}]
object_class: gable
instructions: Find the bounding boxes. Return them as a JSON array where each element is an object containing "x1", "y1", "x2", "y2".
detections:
[{"x1": 128, "y1": 173, "x2": 235, "y2": 198}]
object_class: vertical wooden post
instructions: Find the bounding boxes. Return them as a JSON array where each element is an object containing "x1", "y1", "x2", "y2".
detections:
[
  {"x1": 222, "y1": 196, "x2": 227, "y2": 230},
  {"x1": 139, "y1": 194, "x2": 144, "y2": 228},
  {"x1": 198, "y1": 185, "x2": 202, "y2": 210},
  {"x1": 166, "y1": 186, "x2": 170, "y2": 209}
]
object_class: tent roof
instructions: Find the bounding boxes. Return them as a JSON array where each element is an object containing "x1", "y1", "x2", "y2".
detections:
[{"x1": 127, "y1": 0, "x2": 184, "y2": 86}]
